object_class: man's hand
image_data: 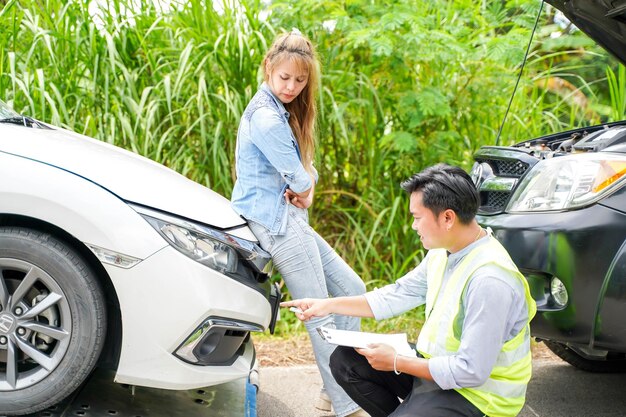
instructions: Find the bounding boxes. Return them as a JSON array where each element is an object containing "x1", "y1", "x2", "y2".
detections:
[
  {"x1": 280, "y1": 298, "x2": 330, "y2": 321},
  {"x1": 355, "y1": 343, "x2": 397, "y2": 372}
]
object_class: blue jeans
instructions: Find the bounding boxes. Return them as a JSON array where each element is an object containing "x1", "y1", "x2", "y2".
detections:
[{"x1": 249, "y1": 205, "x2": 366, "y2": 417}]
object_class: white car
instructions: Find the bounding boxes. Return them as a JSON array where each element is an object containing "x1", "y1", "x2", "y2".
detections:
[{"x1": 0, "y1": 101, "x2": 279, "y2": 416}]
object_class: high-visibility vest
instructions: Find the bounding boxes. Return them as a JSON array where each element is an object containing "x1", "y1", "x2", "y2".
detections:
[{"x1": 415, "y1": 237, "x2": 537, "y2": 417}]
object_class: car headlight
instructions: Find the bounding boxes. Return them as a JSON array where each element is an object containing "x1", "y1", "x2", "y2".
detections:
[
  {"x1": 155, "y1": 221, "x2": 238, "y2": 273},
  {"x1": 506, "y1": 154, "x2": 626, "y2": 212},
  {"x1": 129, "y1": 204, "x2": 272, "y2": 276}
]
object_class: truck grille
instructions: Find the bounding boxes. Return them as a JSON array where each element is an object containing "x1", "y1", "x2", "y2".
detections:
[
  {"x1": 490, "y1": 159, "x2": 529, "y2": 176},
  {"x1": 472, "y1": 148, "x2": 537, "y2": 214},
  {"x1": 484, "y1": 191, "x2": 511, "y2": 213}
]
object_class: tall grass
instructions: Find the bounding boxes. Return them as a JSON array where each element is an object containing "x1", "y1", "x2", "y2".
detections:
[
  {"x1": 1, "y1": 0, "x2": 622, "y2": 335},
  {"x1": 1, "y1": 0, "x2": 269, "y2": 194}
]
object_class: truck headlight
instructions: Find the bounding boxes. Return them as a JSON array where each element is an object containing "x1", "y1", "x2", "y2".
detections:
[{"x1": 506, "y1": 154, "x2": 626, "y2": 212}]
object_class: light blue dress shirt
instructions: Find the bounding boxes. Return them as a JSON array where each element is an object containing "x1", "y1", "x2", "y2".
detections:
[
  {"x1": 231, "y1": 83, "x2": 315, "y2": 235},
  {"x1": 364, "y1": 234, "x2": 529, "y2": 390}
]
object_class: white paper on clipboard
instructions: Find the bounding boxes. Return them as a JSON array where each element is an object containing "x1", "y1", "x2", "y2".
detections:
[{"x1": 317, "y1": 326, "x2": 416, "y2": 357}]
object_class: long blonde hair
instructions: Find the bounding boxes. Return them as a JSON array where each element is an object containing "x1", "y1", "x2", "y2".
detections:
[{"x1": 263, "y1": 31, "x2": 319, "y2": 171}]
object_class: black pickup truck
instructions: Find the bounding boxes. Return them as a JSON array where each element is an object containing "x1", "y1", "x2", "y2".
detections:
[{"x1": 471, "y1": 0, "x2": 626, "y2": 372}]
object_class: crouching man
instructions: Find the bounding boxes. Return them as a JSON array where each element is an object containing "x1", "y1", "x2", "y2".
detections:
[{"x1": 283, "y1": 163, "x2": 536, "y2": 417}]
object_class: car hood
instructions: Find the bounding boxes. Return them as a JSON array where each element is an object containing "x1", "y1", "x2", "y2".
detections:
[
  {"x1": 0, "y1": 123, "x2": 247, "y2": 230},
  {"x1": 546, "y1": 0, "x2": 626, "y2": 64}
]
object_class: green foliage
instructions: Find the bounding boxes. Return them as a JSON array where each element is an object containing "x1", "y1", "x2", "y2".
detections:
[
  {"x1": 606, "y1": 64, "x2": 626, "y2": 121},
  {"x1": 1, "y1": 0, "x2": 623, "y2": 337}
]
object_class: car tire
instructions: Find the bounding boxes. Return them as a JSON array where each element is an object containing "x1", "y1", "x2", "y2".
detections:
[
  {"x1": 544, "y1": 340, "x2": 626, "y2": 373},
  {"x1": 0, "y1": 227, "x2": 106, "y2": 416}
]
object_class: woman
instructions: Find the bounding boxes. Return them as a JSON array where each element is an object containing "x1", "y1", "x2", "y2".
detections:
[{"x1": 231, "y1": 30, "x2": 368, "y2": 417}]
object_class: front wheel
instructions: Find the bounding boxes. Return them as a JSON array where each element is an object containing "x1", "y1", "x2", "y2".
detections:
[
  {"x1": 0, "y1": 227, "x2": 106, "y2": 415},
  {"x1": 544, "y1": 340, "x2": 626, "y2": 373}
]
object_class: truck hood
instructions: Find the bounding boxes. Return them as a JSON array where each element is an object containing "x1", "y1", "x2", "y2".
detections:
[
  {"x1": 0, "y1": 123, "x2": 247, "y2": 231},
  {"x1": 546, "y1": 0, "x2": 626, "y2": 64}
]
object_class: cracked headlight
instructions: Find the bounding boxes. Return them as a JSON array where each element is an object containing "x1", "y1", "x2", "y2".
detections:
[
  {"x1": 507, "y1": 154, "x2": 626, "y2": 212},
  {"x1": 130, "y1": 205, "x2": 271, "y2": 276},
  {"x1": 156, "y1": 221, "x2": 238, "y2": 273}
]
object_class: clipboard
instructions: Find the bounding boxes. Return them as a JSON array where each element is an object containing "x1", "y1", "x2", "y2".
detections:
[{"x1": 317, "y1": 326, "x2": 417, "y2": 357}]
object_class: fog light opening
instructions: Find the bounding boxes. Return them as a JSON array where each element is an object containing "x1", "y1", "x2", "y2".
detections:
[
  {"x1": 174, "y1": 318, "x2": 264, "y2": 365},
  {"x1": 550, "y1": 277, "x2": 568, "y2": 307}
]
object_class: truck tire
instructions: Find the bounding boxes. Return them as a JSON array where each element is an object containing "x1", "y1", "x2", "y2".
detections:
[{"x1": 544, "y1": 340, "x2": 626, "y2": 373}]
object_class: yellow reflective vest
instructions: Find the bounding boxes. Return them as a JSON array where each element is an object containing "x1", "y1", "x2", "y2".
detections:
[{"x1": 415, "y1": 237, "x2": 537, "y2": 417}]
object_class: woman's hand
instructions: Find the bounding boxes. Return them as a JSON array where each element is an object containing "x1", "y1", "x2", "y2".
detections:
[
  {"x1": 281, "y1": 298, "x2": 330, "y2": 321},
  {"x1": 285, "y1": 189, "x2": 313, "y2": 209},
  {"x1": 285, "y1": 172, "x2": 315, "y2": 209},
  {"x1": 284, "y1": 188, "x2": 313, "y2": 209},
  {"x1": 355, "y1": 343, "x2": 397, "y2": 372}
]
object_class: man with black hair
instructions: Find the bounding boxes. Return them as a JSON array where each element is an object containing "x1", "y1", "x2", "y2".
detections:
[{"x1": 282, "y1": 163, "x2": 536, "y2": 417}]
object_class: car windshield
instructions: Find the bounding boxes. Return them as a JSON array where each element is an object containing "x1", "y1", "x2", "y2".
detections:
[
  {"x1": 0, "y1": 100, "x2": 48, "y2": 128},
  {"x1": 0, "y1": 100, "x2": 19, "y2": 120}
]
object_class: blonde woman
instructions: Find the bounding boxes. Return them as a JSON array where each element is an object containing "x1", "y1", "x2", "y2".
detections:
[{"x1": 231, "y1": 30, "x2": 367, "y2": 417}]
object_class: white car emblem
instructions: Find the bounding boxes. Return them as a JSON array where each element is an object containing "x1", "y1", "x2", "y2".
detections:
[{"x1": 0, "y1": 313, "x2": 15, "y2": 333}]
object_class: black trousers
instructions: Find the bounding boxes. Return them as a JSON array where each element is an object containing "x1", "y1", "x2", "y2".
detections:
[{"x1": 329, "y1": 346, "x2": 485, "y2": 417}]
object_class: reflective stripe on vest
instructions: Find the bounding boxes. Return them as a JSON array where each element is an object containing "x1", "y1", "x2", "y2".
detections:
[{"x1": 416, "y1": 237, "x2": 537, "y2": 417}]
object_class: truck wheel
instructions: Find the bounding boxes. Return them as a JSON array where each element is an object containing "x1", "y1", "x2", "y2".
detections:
[
  {"x1": 0, "y1": 227, "x2": 106, "y2": 415},
  {"x1": 544, "y1": 340, "x2": 626, "y2": 373}
]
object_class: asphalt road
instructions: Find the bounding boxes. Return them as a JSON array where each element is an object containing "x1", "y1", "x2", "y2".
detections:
[{"x1": 257, "y1": 355, "x2": 626, "y2": 417}]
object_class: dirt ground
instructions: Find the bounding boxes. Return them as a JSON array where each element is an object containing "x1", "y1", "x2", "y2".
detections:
[
  {"x1": 255, "y1": 334, "x2": 317, "y2": 367},
  {"x1": 254, "y1": 334, "x2": 559, "y2": 367}
]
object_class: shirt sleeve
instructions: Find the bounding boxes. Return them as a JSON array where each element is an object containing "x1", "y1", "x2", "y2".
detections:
[
  {"x1": 364, "y1": 257, "x2": 429, "y2": 320},
  {"x1": 428, "y1": 266, "x2": 525, "y2": 389},
  {"x1": 311, "y1": 165, "x2": 319, "y2": 184},
  {"x1": 249, "y1": 107, "x2": 312, "y2": 193}
]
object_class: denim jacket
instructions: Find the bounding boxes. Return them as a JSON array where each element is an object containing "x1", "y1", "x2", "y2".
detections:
[{"x1": 231, "y1": 83, "x2": 316, "y2": 235}]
